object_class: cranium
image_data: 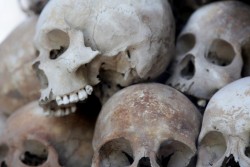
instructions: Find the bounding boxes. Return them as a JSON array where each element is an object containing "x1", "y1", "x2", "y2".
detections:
[
  {"x1": 0, "y1": 101, "x2": 95, "y2": 167},
  {"x1": 197, "y1": 77, "x2": 250, "y2": 167},
  {"x1": 33, "y1": 0, "x2": 175, "y2": 115},
  {"x1": 0, "y1": 17, "x2": 40, "y2": 116},
  {"x1": 92, "y1": 83, "x2": 201, "y2": 167},
  {"x1": 167, "y1": 1, "x2": 250, "y2": 105}
]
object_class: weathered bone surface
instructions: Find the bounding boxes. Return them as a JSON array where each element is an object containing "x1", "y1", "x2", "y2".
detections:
[
  {"x1": 197, "y1": 77, "x2": 250, "y2": 167},
  {"x1": 0, "y1": 17, "x2": 40, "y2": 116},
  {"x1": 33, "y1": 0, "x2": 175, "y2": 115},
  {"x1": 92, "y1": 83, "x2": 201, "y2": 167},
  {"x1": 167, "y1": 1, "x2": 250, "y2": 102},
  {"x1": 18, "y1": 0, "x2": 49, "y2": 15},
  {"x1": 0, "y1": 101, "x2": 95, "y2": 167}
]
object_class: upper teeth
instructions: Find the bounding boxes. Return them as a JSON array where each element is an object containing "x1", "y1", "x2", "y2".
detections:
[
  {"x1": 85, "y1": 85, "x2": 93, "y2": 95},
  {"x1": 55, "y1": 85, "x2": 92, "y2": 106}
]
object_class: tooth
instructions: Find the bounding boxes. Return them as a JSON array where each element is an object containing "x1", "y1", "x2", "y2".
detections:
[
  {"x1": 55, "y1": 109, "x2": 63, "y2": 117},
  {"x1": 47, "y1": 110, "x2": 54, "y2": 116},
  {"x1": 85, "y1": 85, "x2": 93, "y2": 95},
  {"x1": 78, "y1": 89, "x2": 87, "y2": 101},
  {"x1": 197, "y1": 99, "x2": 207, "y2": 107},
  {"x1": 56, "y1": 96, "x2": 63, "y2": 106},
  {"x1": 65, "y1": 108, "x2": 70, "y2": 115},
  {"x1": 43, "y1": 110, "x2": 50, "y2": 116},
  {"x1": 71, "y1": 106, "x2": 76, "y2": 113},
  {"x1": 63, "y1": 95, "x2": 69, "y2": 105},
  {"x1": 69, "y1": 93, "x2": 79, "y2": 103}
]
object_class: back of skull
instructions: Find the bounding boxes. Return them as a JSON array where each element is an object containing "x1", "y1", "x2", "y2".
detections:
[{"x1": 197, "y1": 77, "x2": 250, "y2": 167}]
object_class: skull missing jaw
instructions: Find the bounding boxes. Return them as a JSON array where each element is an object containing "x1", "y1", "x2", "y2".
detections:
[
  {"x1": 205, "y1": 39, "x2": 235, "y2": 66},
  {"x1": 99, "y1": 138, "x2": 134, "y2": 167},
  {"x1": 198, "y1": 131, "x2": 226, "y2": 166},
  {"x1": 156, "y1": 140, "x2": 194, "y2": 167},
  {"x1": 20, "y1": 139, "x2": 48, "y2": 166}
]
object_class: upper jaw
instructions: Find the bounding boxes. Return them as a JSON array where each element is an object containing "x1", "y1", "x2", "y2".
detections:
[{"x1": 39, "y1": 85, "x2": 93, "y2": 117}]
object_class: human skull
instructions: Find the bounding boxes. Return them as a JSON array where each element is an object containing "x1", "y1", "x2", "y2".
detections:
[
  {"x1": 167, "y1": 1, "x2": 250, "y2": 103},
  {"x1": 0, "y1": 17, "x2": 40, "y2": 116},
  {"x1": 33, "y1": 0, "x2": 175, "y2": 115},
  {"x1": 197, "y1": 77, "x2": 250, "y2": 167},
  {"x1": 0, "y1": 101, "x2": 95, "y2": 167},
  {"x1": 92, "y1": 83, "x2": 201, "y2": 167}
]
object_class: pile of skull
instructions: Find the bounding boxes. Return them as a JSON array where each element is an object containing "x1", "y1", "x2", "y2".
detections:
[{"x1": 1, "y1": 0, "x2": 250, "y2": 166}]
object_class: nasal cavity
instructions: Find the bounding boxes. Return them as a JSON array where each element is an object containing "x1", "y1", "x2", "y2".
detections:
[
  {"x1": 180, "y1": 54, "x2": 195, "y2": 80},
  {"x1": 221, "y1": 154, "x2": 240, "y2": 167},
  {"x1": 137, "y1": 157, "x2": 151, "y2": 167},
  {"x1": 32, "y1": 61, "x2": 49, "y2": 89}
]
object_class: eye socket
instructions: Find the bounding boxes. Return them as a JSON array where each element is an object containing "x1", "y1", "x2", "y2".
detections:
[
  {"x1": 19, "y1": 139, "x2": 48, "y2": 166},
  {"x1": 49, "y1": 46, "x2": 66, "y2": 59},
  {"x1": 47, "y1": 29, "x2": 69, "y2": 60},
  {"x1": 205, "y1": 39, "x2": 235, "y2": 66},
  {"x1": 176, "y1": 33, "x2": 196, "y2": 55},
  {"x1": 198, "y1": 131, "x2": 226, "y2": 166},
  {"x1": 156, "y1": 140, "x2": 194, "y2": 167},
  {"x1": 99, "y1": 138, "x2": 134, "y2": 167}
]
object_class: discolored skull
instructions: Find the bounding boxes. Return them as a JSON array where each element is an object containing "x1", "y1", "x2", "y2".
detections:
[
  {"x1": 167, "y1": 1, "x2": 250, "y2": 104},
  {"x1": 0, "y1": 17, "x2": 40, "y2": 116},
  {"x1": 92, "y1": 83, "x2": 201, "y2": 167},
  {"x1": 0, "y1": 101, "x2": 95, "y2": 167},
  {"x1": 197, "y1": 77, "x2": 250, "y2": 167},
  {"x1": 33, "y1": 0, "x2": 175, "y2": 115}
]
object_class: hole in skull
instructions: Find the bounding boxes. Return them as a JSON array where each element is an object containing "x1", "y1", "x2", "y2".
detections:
[
  {"x1": 47, "y1": 29, "x2": 69, "y2": 59},
  {"x1": 180, "y1": 54, "x2": 195, "y2": 80},
  {"x1": 241, "y1": 38, "x2": 250, "y2": 77},
  {"x1": 35, "y1": 50, "x2": 40, "y2": 57},
  {"x1": 1, "y1": 161, "x2": 7, "y2": 167},
  {"x1": 156, "y1": 140, "x2": 194, "y2": 167},
  {"x1": 176, "y1": 33, "x2": 196, "y2": 55},
  {"x1": 205, "y1": 39, "x2": 235, "y2": 66},
  {"x1": 221, "y1": 154, "x2": 240, "y2": 167},
  {"x1": 99, "y1": 138, "x2": 134, "y2": 167},
  {"x1": 245, "y1": 146, "x2": 250, "y2": 157},
  {"x1": 198, "y1": 131, "x2": 226, "y2": 166},
  {"x1": 137, "y1": 157, "x2": 151, "y2": 167},
  {"x1": 49, "y1": 46, "x2": 66, "y2": 59},
  {"x1": 127, "y1": 50, "x2": 131, "y2": 58},
  {"x1": 20, "y1": 140, "x2": 48, "y2": 166},
  {"x1": 32, "y1": 61, "x2": 49, "y2": 89}
]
